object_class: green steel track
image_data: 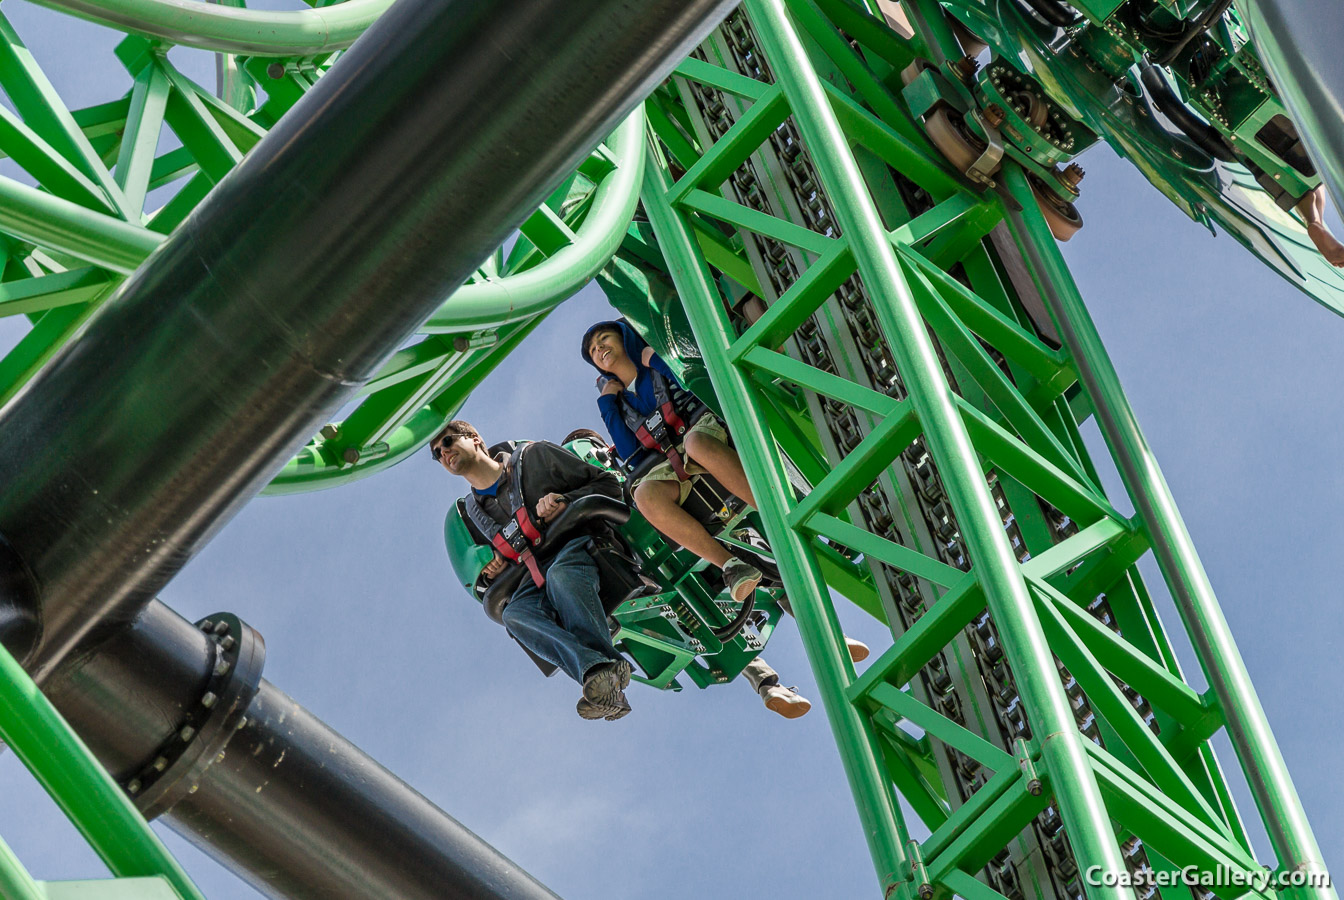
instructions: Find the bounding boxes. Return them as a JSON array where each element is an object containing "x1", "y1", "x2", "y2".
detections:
[{"x1": 0, "y1": 0, "x2": 1338, "y2": 897}]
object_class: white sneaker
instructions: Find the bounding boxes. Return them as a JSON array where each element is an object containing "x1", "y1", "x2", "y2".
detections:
[{"x1": 761, "y1": 684, "x2": 811, "y2": 719}]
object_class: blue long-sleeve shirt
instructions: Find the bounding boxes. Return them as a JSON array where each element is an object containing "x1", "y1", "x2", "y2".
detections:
[
  {"x1": 597, "y1": 351, "x2": 681, "y2": 462},
  {"x1": 584, "y1": 320, "x2": 692, "y2": 465}
]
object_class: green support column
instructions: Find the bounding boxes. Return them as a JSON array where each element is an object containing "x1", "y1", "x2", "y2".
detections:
[
  {"x1": 643, "y1": 146, "x2": 915, "y2": 900},
  {"x1": 0, "y1": 642, "x2": 202, "y2": 899},
  {"x1": 1001, "y1": 163, "x2": 1338, "y2": 900},
  {"x1": 738, "y1": 2, "x2": 1131, "y2": 896}
]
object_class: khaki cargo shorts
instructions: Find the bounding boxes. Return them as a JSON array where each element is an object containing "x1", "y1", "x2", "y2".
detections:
[{"x1": 631, "y1": 411, "x2": 728, "y2": 505}]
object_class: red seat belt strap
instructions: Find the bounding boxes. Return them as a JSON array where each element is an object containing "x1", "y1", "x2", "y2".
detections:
[
  {"x1": 665, "y1": 445, "x2": 690, "y2": 481},
  {"x1": 515, "y1": 506, "x2": 543, "y2": 546},
  {"x1": 661, "y1": 400, "x2": 687, "y2": 435},
  {"x1": 490, "y1": 533, "x2": 518, "y2": 562},
  {"x1": 635, "y1": 425, "x2": 660, "y2": 451},
  {"x1": 519, "y1": 548, "x2": 545, "y2": 587}
]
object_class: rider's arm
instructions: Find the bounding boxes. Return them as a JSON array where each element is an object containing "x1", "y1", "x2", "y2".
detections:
[
  {"x1": 646, "y1": 350, "x2": 680, "y2": 384},
  {"x1": 460, "y1": 510, "x2": 507, "y2": 580},
  {"x1": 530, "y1": 441, "x2": 622, "y2": 505},
  {"x1": 596, "y1": 392, "x2": 641, "y2": 460}
]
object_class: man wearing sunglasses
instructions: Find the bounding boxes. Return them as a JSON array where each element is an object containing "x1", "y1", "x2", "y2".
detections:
[{"x1": 431, "y1": 420, "x2": 633, "y2": 721}]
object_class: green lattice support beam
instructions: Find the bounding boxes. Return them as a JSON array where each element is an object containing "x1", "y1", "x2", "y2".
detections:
[{"x1": 635, "y1": 1, "x2": 1337, "y2": 898}]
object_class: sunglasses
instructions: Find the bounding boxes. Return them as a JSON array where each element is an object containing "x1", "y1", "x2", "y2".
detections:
[{"x1": 430, "y1": 434, "x2": 463, "y2": 461}]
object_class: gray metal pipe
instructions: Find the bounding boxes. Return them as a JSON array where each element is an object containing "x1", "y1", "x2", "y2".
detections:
[
  {"x1": 1242, "y1": 1, "x2": 1344, "y2": 218},
  {"x1": 49, "y1": 600, "x2": 560, "y2": 900},
  {"x1": 0, "y1": 0, "x2": 737, "y2": 681}
]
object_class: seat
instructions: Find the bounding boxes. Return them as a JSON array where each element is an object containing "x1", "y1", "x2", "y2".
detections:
[{"x1": 440, "y1": 444, "x2": 786, "y2": 686}]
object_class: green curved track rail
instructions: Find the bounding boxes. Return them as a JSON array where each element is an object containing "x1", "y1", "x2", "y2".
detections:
[{"x1": 0, "y1": 0, "x2": 1338, "y2": 897}]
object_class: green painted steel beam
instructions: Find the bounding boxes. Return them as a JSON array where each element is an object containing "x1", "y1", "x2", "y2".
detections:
[
  {"x1": 643, "y1": 143, "x2": 915, "y2": 899},
  {"x1": 1001, "y1": 162, "x2": 1338, "y2": 900},
  {"x1": 0, "y1": 833, "x2": 44, "y2": 900},
  {"x1": 738, "y1": 4, "x2": 1132, "y2": 892},
  {"x1": 27, "y1": 0, "x2": 393, "y2": 56},
  {"x1": 0, "y1": 642, "x2": 201, "y2": 899},
  {"x1": 421, "y1": 109, "x2": 645, "y2": 332}
]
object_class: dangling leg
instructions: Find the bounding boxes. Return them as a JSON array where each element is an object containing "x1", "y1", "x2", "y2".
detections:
[
  {"x1": 634, "y1": 478, "x2": 733, "y2": 567},
  {"x1": 542, "y1": 538, "x2": 632, "y2": 721},
  {"x1": 1297, "y1": 185, "x2": 1344, "y2": 267},
  {"x1": 684, "y1": 428, "x2": 756, "y2": 508},
  {"x1": 741, "y1": 656, "x2": 811, "y2": 719}
]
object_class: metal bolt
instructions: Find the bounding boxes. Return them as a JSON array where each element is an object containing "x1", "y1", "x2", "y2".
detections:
[
  {"x1": 235, "y1": 717, "x2": 248, "y2": 730},
  {"x1": 180, "y1": 726, "x2": 196, "y2": 743},
  {"x1": 213, "y1": 620, "x2": 229, "y2": 635},
  {"x1": 199, "y1": 619, "x2": 213, "y2": 632},
  {"x1": 343, "y1": 447, "x2": 360, "y2": 464},
  {"x1": 127, "y1": 779, "x2": 141, "y2": 794},
  {"x1": 220, "y1": 635, "x2": 236, "y2": 651},
  {"x1": 266, "y1": 62, "x2": 284, "y2": 80},
  {"x1": 214, "y1": 658, "x2": 232, "y2": 677},
  {"x1": 201, "y1": 691, "x2": 218, "y2": 708},
  {"x1": 1059, "y1": 163, "x2": 1085, "y2": 189},
  {"x1": 320, "y1": 424, "x2": 339, "y2": 440},
  {"x1": 153, "y1": 756, "x2": 168, "y2": 772}
]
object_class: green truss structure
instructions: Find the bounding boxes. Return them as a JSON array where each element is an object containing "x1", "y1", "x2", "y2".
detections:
[
  {"x1": 634, "y1": 2, "x2": 1335, "y2": 899},
  {"x1": 0, "y1": 0, "x2": 1337, "y2": 897}
]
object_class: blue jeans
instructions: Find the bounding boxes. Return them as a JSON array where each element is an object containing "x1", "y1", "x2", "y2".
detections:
[{"x1": 501, "y1": 537, "x2": 621, "y2": 684}]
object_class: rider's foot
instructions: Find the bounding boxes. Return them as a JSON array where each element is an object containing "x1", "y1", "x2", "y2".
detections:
[
  {"x1": 577, "y1": 694, "x2": 631, "y2": 720},
  {"x1": 760, "y1": 683, "x2": 811, "y2": 719},
  {"x1": 722, "y1": 557, "x2": 762, "y2": 603},
  {"x1": 582, "y1": 659, "x2": 631, "y2": 706},
  {"x1": 846, "y1": 637, "x2": 871, "y2": 663}
]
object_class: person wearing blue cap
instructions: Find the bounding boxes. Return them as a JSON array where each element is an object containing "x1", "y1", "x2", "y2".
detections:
[{"x1": 580, "y1": 320, "x2": 869, "y2": 718}]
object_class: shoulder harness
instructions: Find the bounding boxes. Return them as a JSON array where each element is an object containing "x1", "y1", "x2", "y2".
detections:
[
  {"x1": 617, "y1": 367, "x2": 707, "y2": 481},
  {"x1": 462, "y1": 443, "x2": 547, "y2": 587}
]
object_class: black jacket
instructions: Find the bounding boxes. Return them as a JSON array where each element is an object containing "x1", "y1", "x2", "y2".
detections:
[{"x1": 462, "y1": 440, "x2": 622, "y2": 569}]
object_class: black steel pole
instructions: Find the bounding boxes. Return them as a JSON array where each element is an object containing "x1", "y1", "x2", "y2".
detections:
[
  {"x1": 49, "y1": 600, "x2": 561, "y2": 900},
  {"x1": 0, "y1": 0, "x2": 737, "y2": 679}
]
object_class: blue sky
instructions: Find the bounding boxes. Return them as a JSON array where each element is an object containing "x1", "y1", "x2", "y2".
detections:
[{"x1": 0, "y1": 2, "x2": 1338, "y2": 898}]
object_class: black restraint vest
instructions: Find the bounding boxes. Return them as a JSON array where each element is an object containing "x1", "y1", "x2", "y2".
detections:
[
  {"x1": 615, "y1": 368, "x2": 707, "y2": 481},
  {"x1": 463, "y1": 444, "x2": 547, "y2": 586}
]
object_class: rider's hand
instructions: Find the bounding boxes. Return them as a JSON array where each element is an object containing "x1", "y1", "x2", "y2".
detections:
[
  {"x1": 598, "y1": 376, "x2": 622, "y2": 396},
  {"x1": 536, "y1": 492, "x2": 567, "y2": 522},
  {"x1": 482, "y1": 554, "x2": 507, "y2": 581},
  {"x1": 640, "y1": 345, "x2": 655, "y2": 366}
]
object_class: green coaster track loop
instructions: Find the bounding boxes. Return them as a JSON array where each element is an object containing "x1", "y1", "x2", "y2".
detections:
[{"x1": 0, "y1": 0, "x2": 645, "y2": 494}]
